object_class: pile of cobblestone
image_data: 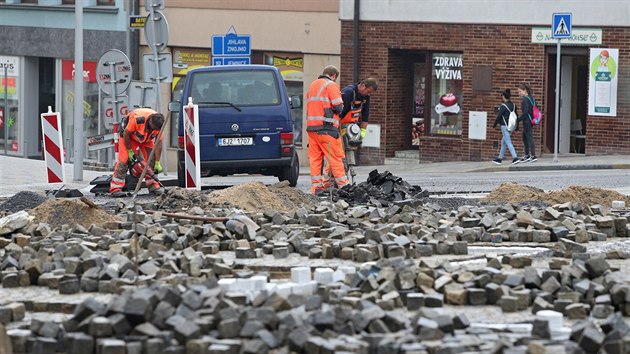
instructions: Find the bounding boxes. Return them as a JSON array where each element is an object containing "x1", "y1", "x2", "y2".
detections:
[
  {"x1": 3, "y1": 252, "x2": 630, "y2": 353},
  {"x1": 1, "y1": 188, "x2": 630, "y2": 353}
]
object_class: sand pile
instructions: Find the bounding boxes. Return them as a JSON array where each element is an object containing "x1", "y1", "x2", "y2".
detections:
[
  {"x1": 156, "y1": 182, "x2": 317, "y2": 213},
  {"x1": 484, "y1": 182, "x2": 630, "y2": 207},
  {"x1": 29, "y1": 198, "x2": 120, "y2": 229}
]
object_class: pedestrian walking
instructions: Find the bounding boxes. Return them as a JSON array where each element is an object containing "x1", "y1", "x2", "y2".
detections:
[
  {"x1": 492, "y1": 89, "x2": 520, "y2": 165},
  {"x1": 305, "y1": 65, "x2": 349, "y2": 195},
  {"x1": 517, "y1": 83, "x2": 538, "y2": 162},
  {"x1": 109, "y1": 108, "x2": 165, "y2": 197}
]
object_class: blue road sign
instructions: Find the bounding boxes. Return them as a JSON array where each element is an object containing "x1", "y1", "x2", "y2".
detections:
[
  {"x1": 552, "y1": 13, "x2": 572, "y2": 39},
  {"x1": 212, "y1": 57, "x2": 251, "y2": 66},
  {"x1": 212, "y1": 33, "x2": 251, "y2": 56}
]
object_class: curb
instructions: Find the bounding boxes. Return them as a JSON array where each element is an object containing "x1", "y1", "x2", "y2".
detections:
[{"x1": 473, "y1": 163, "x2": 630, "y2": 173}]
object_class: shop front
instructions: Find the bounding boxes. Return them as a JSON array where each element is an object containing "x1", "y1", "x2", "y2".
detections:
[
  {"x1": 339, "y1": 1, "x2": 630, "y2": 164},
  {"x1": 340, "y1": 20, "x2": 629, "y2": 164}
]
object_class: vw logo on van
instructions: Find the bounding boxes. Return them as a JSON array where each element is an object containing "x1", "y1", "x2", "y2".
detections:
[{"x1": 231, "y1": 124, "x2": 239, "y2": 132}]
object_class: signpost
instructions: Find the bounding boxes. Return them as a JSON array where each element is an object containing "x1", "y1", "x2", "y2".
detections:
[
  {"x1": 97, "y1": 49, "x2": 132, "y2": 129},
  {"x1": 145, "y1": 0, "x2": 169, "y2": 174},
  {"x1": 211, "y1": 26, "x2": 251, "y2": 66},
  {"x1": 129, "y1": 15, "x2": 146, "y2": 29},
  {"x1": 128, "y1": 80, "x2": 159, "y2": 110},
  {"x1": 212, "y1": 57, "x2": 251, "y2": 66},
  {"x1": 552, "y1": 13, "x2": 572, "y2": 163}
]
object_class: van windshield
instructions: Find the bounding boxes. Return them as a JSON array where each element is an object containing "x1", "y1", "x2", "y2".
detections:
[{"x1": 188, "y1": 70, "x2": 281, "y2": 107}]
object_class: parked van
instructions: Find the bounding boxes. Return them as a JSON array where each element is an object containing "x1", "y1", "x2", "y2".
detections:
[{"x1": 172, "y1": 65, "x2": 300, "y2": 187}]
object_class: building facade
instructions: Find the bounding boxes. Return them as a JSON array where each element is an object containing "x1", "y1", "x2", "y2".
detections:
[
  {"x1": 140, "y1": 0, "x2": 341, "y2": 169},
  {"x1": 340, "y1": 0, "x2": 630, "y2": 163},
  {"x1": 0, "y1": 0, "x2": 128, "y2": 162}
]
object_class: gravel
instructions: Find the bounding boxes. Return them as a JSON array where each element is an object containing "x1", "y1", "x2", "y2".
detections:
[{"x1": 0, "y1": 191, "x2": 48, "y2": 213}]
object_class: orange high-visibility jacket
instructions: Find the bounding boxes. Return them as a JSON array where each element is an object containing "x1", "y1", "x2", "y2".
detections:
[
  {"x1": 121, "y1": 108, "x2": 162, "y2": 145},
  {"x1": 340, "y1": 91, "x2": 367, "y2": 125},
  {"x1": 305, "y1": 76, "x2": 343, "y2": 131}
]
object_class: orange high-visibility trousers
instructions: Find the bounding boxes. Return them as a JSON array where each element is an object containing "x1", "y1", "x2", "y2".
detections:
[
  {"x1": 322, "y1": 135, "x2": 345, "y2": 188},
  {"x1": 308, "y1": 131, "x2": 349, "y2": 194},
  {"x1": 109, "y1": 139, "x2": 159, "y2": 193}
]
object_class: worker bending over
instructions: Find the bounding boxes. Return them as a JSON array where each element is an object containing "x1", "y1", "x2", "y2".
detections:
[{"x1": 110, "y1": 108, "x2": 165, "y2": 197}]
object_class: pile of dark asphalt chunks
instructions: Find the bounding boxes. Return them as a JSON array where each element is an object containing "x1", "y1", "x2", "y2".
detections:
[{"x1": 0, "y1": 171, "x2": 629, "y2": 353}]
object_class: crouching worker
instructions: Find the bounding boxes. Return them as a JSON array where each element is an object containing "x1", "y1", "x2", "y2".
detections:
[{"x1": 110, "y1": 108, "x2": 165, "y2": 197}]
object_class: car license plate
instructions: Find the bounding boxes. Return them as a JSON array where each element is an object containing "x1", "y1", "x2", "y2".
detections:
[{"x1": 218, "y1": 137, "x2": 253, "y2": 146}]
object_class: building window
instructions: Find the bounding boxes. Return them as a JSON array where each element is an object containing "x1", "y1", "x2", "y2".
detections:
[
  {"x1": 61, "y1": 60, "x2": 100, "y2": 162},
  {"x1": 61, "y1": 0, "x2": 115, "y2": 5},
  {"x1": 0, "y1": 56, "x2": 20, "y2": 155},
  {"x1": 430, "y1": 52, "x2": 463, "y2": 136}
]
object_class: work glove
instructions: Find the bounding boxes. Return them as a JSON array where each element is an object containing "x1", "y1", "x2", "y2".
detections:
[
  {"x1": 127, "y1": 149, "x2": 135, "y2": 162},
  {"x1": 153, "y1": 161, "x2": 163, "y2": 174},
  {"x1": 360, "y1": 128, "x2": 367, "y2": 140}
]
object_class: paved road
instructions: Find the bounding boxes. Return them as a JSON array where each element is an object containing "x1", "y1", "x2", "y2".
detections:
[
  {"x1": 196, "y1": 168, "x2": 630, "y2": 195},
  {"x1": 1, "y1": 154, "x2": 628, "y2": 197}
]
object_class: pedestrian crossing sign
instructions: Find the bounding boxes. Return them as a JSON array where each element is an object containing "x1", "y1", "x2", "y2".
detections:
[{"x1": 552, "y1": 13, "x2": 572, "y2": 39}]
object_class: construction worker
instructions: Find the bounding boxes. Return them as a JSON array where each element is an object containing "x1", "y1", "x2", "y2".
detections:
[
  {"x1": 323, "y1": 78, "x2": 378, "y2": 183},
  {"x1": 306, "y1": 65, "x2": 349, "y2": 195},
  {"x1": 110, "y1": 108, "x2": 165, "y2": 197},
  {"x1": 340, "y1": 78, "x2": 378, "y2": 132}
]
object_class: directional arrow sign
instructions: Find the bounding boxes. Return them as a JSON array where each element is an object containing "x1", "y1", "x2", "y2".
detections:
[
  {"x1": 212, "y1": 33, "x2": 251, "y2": 57},
  {"x1": 212, "y1": 57, "x2": 251, "y2": 66}
]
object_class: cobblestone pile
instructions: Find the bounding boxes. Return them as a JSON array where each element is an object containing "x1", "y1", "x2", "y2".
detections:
[{"x1": 0, "y1": 183, "x2": 629, "y2": 353}]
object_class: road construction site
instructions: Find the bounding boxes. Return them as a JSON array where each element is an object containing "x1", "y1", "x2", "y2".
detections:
[{"x1": 0, "y1": 154, "x2": 630, "y2": 353}]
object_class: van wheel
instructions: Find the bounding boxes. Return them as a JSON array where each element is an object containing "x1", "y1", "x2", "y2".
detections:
[{"x1": 278, "y1": 153, "x2": 299, "y2": 187}]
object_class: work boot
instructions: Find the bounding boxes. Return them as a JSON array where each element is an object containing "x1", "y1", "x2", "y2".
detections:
[
  {"x1": 150, "y1": 187, "x2": 164, "y2": 196},
  {"x1": 111, "y1": 190, "x2": 126, "y2": 198}
]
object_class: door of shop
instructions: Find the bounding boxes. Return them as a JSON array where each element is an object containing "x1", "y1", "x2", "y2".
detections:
[
  {"x1": 545, "y1": 49, "x2": 588, "y2": 154},
  {"x1": 411, "y1": 60, "x2": 427, "y2": 148}
]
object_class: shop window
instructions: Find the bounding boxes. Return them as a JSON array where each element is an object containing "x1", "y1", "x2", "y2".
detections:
[
  {"x1": 0, "y1": 56, "x2": 20, "y2": 155},
  {"x1": 61, "y1": 0, "x2": 115, "y2": 5},
  {"x1": 429, "y1": 53, "x2": 463, "y2": 136},
  {"x1": 61, "y1": 60, "x2": 100, "y2": 162}
]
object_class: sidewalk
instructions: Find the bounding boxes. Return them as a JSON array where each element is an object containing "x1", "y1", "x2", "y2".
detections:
[{"x1": 1, "y1": 154, "x2": 628, "y2": 197}]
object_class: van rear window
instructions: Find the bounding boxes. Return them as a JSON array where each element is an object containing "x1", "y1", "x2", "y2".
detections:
[{"x1": 188, "y1": 70, "x2": 281, "y2": 106}]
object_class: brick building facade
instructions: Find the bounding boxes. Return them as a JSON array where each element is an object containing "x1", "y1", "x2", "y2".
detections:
[{"x1": 339, "y1": 2, "x2": 630, "y2": 164}]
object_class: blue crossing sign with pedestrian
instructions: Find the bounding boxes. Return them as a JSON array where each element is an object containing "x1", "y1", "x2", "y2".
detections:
[{"x1": 552, "y1": 13, "x2": 572, "y2": 39}]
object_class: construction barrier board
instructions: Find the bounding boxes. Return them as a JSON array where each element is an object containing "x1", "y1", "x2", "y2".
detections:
[
  {"x1": 183, "y1": 102, "x2": 201, "y2": 190},
  {"x1": 40, "y1": 111, "x2": 65, "y2": 184}
]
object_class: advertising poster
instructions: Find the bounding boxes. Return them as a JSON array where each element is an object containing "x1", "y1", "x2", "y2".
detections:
[
  {"x1": 588, "y1": 48, "x2": 618, "y2": 116},
  {"x1": 0, "y1": 56, "x2": 19, "y2": 100},
  {"x1": 431, "y1": 53, "x2": 463, "y2": 136}
]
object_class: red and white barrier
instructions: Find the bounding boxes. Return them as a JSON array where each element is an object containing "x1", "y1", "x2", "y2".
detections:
[
  {"x1": 40, "y1": 107, "x2": 65, "y2": 183},
  {"x1": 183, "y1": 97, "x2": 201, "y2": 190}
]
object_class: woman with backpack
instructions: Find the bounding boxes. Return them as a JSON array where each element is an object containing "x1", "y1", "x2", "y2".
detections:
[
  {"x1": 492, "y1": 89, "x2": 520, "y2": 165},
  {"x1": 517, "y1": 83, "x2": 537, "y2": 162}
]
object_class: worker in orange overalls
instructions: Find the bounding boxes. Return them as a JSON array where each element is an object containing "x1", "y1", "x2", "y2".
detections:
[
  {"x1": 110, "y1": 108, "x2": 165, "y2": 197},
  {"x1": 323, "y1": 78, "x2": 378, "y2": 185},
  {"x1": 306, "y1": 65, "x2": 349, "y2": 195}
]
